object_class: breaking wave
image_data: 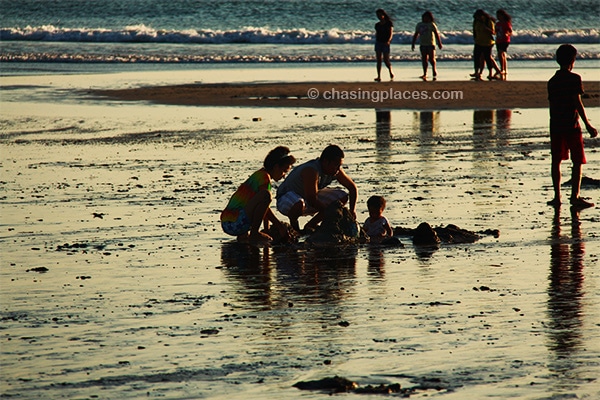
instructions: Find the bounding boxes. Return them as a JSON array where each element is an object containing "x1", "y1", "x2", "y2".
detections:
[{"x1": 2, "y1": 25, "x2": 599, "y2": 45}]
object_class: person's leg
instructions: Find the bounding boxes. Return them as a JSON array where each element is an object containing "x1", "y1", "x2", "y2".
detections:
[
  {"x1": 375, "y1": 51, "x2": 383, "y2": 81},
  {"x1": 472, "y1": 46, "x2": 480, "y2": 75},
  {"x1": 277, "y1": 191, "x2": 307, "y2": 232},
  {"x1": 568, "y1": 132, "x2": 593, "y2": 207},
  {"x1": 429, "y1": 47, "x2": 437, "y2": 78},
  {"x1": 484, "y1": 47, "x2": 501, "y2": 79},
  {"x1": 420, "y1": 48, "x2": 428, "y2": 78},
  {"x1": 286, "y1": 201, "x2": 304, "y2": 232},
  {"x1": 499, "y1": 50, "x2": 507, "y2": 73},
  {"x1": 569, "y1": 163, "x2": 594, "y2": 208},
  {"x1": 547, "y1": 159, "x2": 562, "y2": 206},
  {"x1": 383, "y1": 52, "x2": 393, "y2": 79},
  {"x1": 303, "y1": 189, "x2": 349, "y2": 231},
  {"x1": 570, "y1": 163, "x2": 582, "y2": 201},
  {"x1": 472, "y1": 46, "x2": 483, "y2": 79},
  {"x1": 244, "y1": 189, "x2": 273, "y2": 241}
]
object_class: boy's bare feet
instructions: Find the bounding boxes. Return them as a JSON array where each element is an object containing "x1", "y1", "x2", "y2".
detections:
[
  {"x1": 570, "y1": 197, "x2": 595, "y2": 209},
  {"x1": 374, "y1": 77, "x2": 381, "y2": 82}
]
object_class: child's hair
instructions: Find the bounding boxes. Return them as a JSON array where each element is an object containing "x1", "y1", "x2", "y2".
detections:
[
  {"x1": 376, "y1": 9, "x2": 394, "y2": 26},
  {"x1": 264, "y1": 146, "x2": 296, "y2": 170},
  {"x1": 320, "y1": 144, "x2": 345, "y2": 161},
  {"x1": 556, "y1": 44, "x2": 577, "y2": 67},
  {"x1": 367, "y1": 195, "x2": 386, "y2": 211},
  {"x1": 474, "y1": 9, "x2": 495, "y2": 22},
  {"x1": 422, "y1": 11, "x2": 435, "y2": 23},
  {"x1": 496, "y1": 9, "x2": 511, "y2": 23}
]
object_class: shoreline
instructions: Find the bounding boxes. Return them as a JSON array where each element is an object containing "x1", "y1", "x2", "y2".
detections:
[{"x1": 93, "y1": 80, "x2": 600, "y2": 110}]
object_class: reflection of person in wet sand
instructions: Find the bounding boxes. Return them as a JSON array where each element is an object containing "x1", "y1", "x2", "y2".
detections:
[
  {"x1": 220, "y1": 146, "x2": 296, "y2": 243},
  {"x1": 276, "y1": 145, "x2": 358, "y2": 232},
  {"x1": 374, "y1": 8, "x2": 394, "y2": 82},
  {"x1": 547, "y1": 44, "x2": 598, "y2": 209},
  {"x1": 547, "y1": 207, "x2": 584, "y2": 363}
]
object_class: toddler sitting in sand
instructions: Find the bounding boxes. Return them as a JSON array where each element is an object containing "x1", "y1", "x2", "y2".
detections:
[{"x1": 363, "y1": 195, "x2": 393, "y2": 242}]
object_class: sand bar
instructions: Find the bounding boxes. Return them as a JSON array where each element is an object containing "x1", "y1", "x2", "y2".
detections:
[{"x1": 93, "y1": 80, "x2": 600, "y2": 110}]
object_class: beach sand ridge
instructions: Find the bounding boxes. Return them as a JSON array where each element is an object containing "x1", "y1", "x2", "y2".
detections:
[{"x1": 93, "y1": 80, "x2": 600, "y2": 110}]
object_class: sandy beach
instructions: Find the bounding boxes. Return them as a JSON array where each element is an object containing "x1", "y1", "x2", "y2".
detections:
[
  {"x1": 1, "y1": 63, "x2": 600, "y2": 399},
  {"x1": 94, "y1": 80, "x2": 600, "y2": 110}
]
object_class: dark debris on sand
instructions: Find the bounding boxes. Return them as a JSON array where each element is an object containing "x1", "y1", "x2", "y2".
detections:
[
  {"x1": 395, "y1": 222, "x2": 499, "y2": 246},
  {"x1": 293, "y1": 376, "x2": 410, "y2": 395},
  {"x1": 563, "y1": 175, "x2": 600, "y2": 188},
  {"x1": 267, "y1": 202, "x2": 498, "y2": 249},
  {"x1": 293, "y1": 374, "x2": 464, "y2": 396}
]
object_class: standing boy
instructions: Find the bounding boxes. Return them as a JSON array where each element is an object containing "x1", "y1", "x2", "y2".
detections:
[
  {"x1": 547, "y1": 44, "x2": 598, "y2": 209},
  {"x1": 276, "y1": 145, "x2": 358, "y2": 232}
]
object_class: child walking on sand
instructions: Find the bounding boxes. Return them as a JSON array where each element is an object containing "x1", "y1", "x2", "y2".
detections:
[
  {"x1": 374, "y1": 8, "x2": 394, "y2": 82},
  {"x1": 547, "y1": 44, "x2": 598, "y2": 209},
  {"x1": 221, "y1": 146, "x2": 296, "y2": 242},
  {"x1": 412, "y1": 11, "x2": 443, "y2": 81},
  {"x1": 363, "y1": 195, "x2": 393, "y2": 242}
]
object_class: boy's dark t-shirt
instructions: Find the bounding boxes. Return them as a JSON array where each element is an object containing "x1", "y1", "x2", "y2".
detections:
[{"x1": 547, "y1": 69, "x2": 584, "y2": 135}]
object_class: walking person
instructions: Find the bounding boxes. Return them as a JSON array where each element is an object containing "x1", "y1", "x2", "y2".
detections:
[
  {"x1": 470, "y1": 9, "x2": 502, "y2": 81},
  {"x1": 411, "y1": 11, "x2": 443, "y2": 81},
  {"x1": 495, "y1": 9, "x2": 513, "y2": 79},
  {"x1": 374, "y1": 8, "x2": 394, "y2": 82}
]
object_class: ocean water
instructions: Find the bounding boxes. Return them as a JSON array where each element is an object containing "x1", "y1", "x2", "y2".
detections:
[{"x1": 1, "y1": 0, "x2": 599, "y2": 65}]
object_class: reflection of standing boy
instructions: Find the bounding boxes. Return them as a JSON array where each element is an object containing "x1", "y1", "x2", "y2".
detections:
[{"x1": 547, "y1": 44, "x2": 598, "y2": 209}]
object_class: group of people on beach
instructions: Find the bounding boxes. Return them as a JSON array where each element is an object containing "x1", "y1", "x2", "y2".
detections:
[
  {"x1": 219, "y1": 143, "x2": 393, "y2": 243},
  {"x1": 374, "y1": 8, "x2": 513, "y2": 81},
  {"x1": 220, "y1": 44, "x2": 597, "y2": 244}
]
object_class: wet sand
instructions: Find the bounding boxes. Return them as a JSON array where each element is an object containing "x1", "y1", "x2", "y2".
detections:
[
  {"x1": 94, "y1": 80, "x2": 600, "y2": 110},
  {"x1": 1, "y1": 66, "x2": 600, "y2": 399}
]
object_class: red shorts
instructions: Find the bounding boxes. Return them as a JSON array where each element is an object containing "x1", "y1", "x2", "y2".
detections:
[{"x1": 550, "y1": 131, "x2": 586, "y2": 164}]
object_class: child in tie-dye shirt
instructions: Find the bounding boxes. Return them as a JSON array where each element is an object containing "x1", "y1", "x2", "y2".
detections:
[{"x1": 221, "y1": 146, "x2": 296, "y2": 242}]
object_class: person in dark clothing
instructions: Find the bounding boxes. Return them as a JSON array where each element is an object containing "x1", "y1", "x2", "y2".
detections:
[
  {"x1": 374, "y1": 8, "x2": 394, "y2": 82},
  {"x1": 547, "y1": 44, "x2": 598, "y2": 209}
]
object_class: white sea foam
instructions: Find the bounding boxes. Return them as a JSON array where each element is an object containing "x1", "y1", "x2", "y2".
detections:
[{"x1": 2, "y1": 25, "x2": 599, "y2": 45}]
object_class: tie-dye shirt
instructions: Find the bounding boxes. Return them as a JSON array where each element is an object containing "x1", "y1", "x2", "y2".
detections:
[{"x1": 220, "y1": 169, "x2": 271, "y2": 223}]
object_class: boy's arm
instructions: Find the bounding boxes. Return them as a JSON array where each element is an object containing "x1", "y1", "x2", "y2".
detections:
[
  {"x1": 335, "y1": 168, "x2": 358, "y2": 219},
  {"x1": 435, "y1": 29, "x2": 443, "y2": 49},
  {"x1": 301, "y1": 167, "x2": 325, "y2": 211},
  {"x1": 576, "y1": 95, "x2": 598, "y2": 137},
  {"x1": 385, "y1": 218, "x2": 393, "y2": 236},
  {"x1": 411, "y1": 31, "x2": 419, "y2": 50}
]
